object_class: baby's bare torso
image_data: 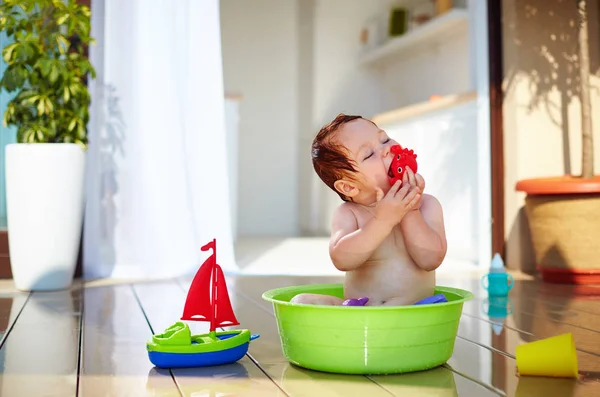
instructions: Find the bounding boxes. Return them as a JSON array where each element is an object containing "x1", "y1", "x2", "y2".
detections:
[{"x1": 344, "y1": 204, "x2": 435, "y2": 306}]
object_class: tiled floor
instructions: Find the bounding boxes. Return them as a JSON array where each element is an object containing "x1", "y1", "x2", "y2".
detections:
[{"x1": 0, "y1": 273, "x2": 598, "y2": 396}]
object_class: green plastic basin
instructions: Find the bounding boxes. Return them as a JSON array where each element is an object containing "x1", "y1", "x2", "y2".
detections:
[{"x1": 262, "y1": 283, "x2": 473, "y2": 375}]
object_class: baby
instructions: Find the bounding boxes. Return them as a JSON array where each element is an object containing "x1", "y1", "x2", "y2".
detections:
[{"x1": 291, "y1": 114, "x2": 447, "y2": 306}]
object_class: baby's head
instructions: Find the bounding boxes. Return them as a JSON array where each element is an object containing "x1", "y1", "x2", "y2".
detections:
[{"x1": 311, "y1": 113, "x2": 399, "y2": 204}]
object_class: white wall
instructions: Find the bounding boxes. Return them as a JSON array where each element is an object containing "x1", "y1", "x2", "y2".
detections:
[
  {"x1": 307, "y1": 0, "x2": 395, "y2": 234},
  {"x1": 378, "y1": 98, "x2": 480, "y2": 263},
  {"x1": 310, "y1": 1, "x2": 473, "y2": 234},
  {"x1": 223, "y1": 97, "x2": 240, "y2": 242},
  {"x1": 311, "y1": 0, "x2": 392, "y2": 124},
  {"x1": 221, "y1": 0, "x2": 394, "y2": 236},
  {"x1": 378, "y1": 29, "x2": 471, "y2": 109},
  {"x1": 220, "y1": 0, "x2": 299, "y2": 236},
  {"x1": 220, "y1": 0, "x2": 476, "y2": 238}
]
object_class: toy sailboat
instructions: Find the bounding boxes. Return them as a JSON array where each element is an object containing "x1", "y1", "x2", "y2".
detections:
[{"x1": 146, "y1": 238, "x2": 259, "y2": 368}]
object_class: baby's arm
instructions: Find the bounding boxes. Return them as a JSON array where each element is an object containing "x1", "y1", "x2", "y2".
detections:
[
  {"x1": 399, "y1": 194, "x2": 447, "y2": 271},
  {"x1": 328, "y1": 204, "x2": 393, "y2": 271}
]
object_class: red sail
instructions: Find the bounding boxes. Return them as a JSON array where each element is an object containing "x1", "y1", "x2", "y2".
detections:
[
  {"x1": 180, "y1": 253, "x2": 213, "y2": 322},
  {"x1": 201, "y1": 239, "x2": 215, "y2": 252},
  {"x1": 212, "y1": 264, "x2": 240, "y2": 328}
]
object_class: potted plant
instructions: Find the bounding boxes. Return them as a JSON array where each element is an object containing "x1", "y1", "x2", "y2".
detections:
[
  {"x1": 515, "y1": 0, "x2": 600, "y2": 284},
  {"x1": 0, "y1": 0, "x2": 95, "y2": 290}
]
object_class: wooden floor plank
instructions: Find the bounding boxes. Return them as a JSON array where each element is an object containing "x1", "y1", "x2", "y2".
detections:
[
  {"x1": 179, "y1": 276, "x2": 396, "y2": 397},
  {"x1": 437, "y1": 279, "x2": 600, "y2": 363},
  {"x1": 512, "y1": 280, "x2": 600, "y2": 318},
  {"x1": 457, "y1": 307, "x2": 600, "y2": 395},
  {"x1": 240, "y1": 274, "x2": 600, "y2": 395},
  {"x1": 78, "y1": 283, "x2": 179, "y2": 397},
  {"x1": 435, "y1": 276, "x2": 600, "y2": 357},
  {"x1": 0, "y1": 291, "x2": 29, "y2": 347},
  {"x1": 133, "y1": 279, "x2": 285, "y2": 397},
  {"x1": 462, "y1": 298, "x2": 600, "y2": 357},
  {"x1": 466, "y1": 293, "x2": 600, "y2": 340},
  {"x1": 233, "y1": 275, "x2": 502, "y2": 396},
  {"x1": 0, "y1": 288, "x2": 81, "y2": 396},
  {"x1": 368, "y1": 365, "x2": 500, "y2": 397},
  {"x1": 441, "y1": 273, "x2": 600, "y2": 330},
  {"x1": 436, "y1": 277, "x2": 600, "y2": 396},
  {"x1": 507, "y1": 292, "x2": 600, "y2": 331}
]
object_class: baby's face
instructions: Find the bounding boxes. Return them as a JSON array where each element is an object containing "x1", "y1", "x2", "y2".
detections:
[{"x1": 335, "y1": 119, "x2": 399, "y2": 198}]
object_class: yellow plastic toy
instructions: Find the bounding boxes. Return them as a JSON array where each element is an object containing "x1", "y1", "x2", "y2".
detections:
[{"x1": 515, "y1": 333, "x2": 579, "y2": 378}]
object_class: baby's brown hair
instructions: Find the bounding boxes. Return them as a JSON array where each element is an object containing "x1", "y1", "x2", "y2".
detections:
[{"x1": 312, "y1": 113, "x2": 372, "y2": 201}]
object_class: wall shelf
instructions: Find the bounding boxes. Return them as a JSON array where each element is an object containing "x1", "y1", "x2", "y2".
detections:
[{"x1": 359, "y1": 9, "x2": 469, "y2": 67}]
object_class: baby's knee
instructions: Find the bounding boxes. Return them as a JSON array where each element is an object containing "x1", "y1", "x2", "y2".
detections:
[
  {"x1": 290, "y1": 293, "x2": 317, "y2": 304},
  {"x1": 290, "y1": 293, "x2": 341, "y2": 305}
]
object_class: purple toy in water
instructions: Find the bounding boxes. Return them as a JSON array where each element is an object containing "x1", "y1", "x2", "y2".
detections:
[
  {"x1": 341, "y1": 294, "x2": 447, "y2": 307},
  {"x1": 413, "y1": 294, "x2": 448, "y2": 305},
  {"x1": 342, "y1": 297, "x2": 369, "y2": 306}
]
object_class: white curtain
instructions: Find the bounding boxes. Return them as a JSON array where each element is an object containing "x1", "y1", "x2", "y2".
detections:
[{"x1": 84, "y1": 0, "x2": 237, "y2": 278}]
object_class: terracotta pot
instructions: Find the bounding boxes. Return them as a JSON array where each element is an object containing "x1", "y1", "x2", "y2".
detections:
[{"x1": 515, "y1": 176, "x2": 600, "y2": 285}]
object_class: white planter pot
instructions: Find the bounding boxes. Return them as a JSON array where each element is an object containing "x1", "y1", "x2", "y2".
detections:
[{"x1": 5, "y1": 143, "x2": 86, "y2": 291}]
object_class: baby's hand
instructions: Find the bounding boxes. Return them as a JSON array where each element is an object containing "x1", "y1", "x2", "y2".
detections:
[
  {"x1": 404, "y1": 167, "x2": 425, "y2": 210},
  {"x1": 374, "y1": 180, "x2": 421, "y2": 227},
  {"x1": 404, "y1": 167, "x2": 425, "y2": 192}
]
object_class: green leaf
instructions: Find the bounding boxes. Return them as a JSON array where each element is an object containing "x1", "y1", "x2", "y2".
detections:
[
  {"x1": 36, "y1": 98, "x2": 46, "y2": 115},
  {"x1": 36, "y1": 128, "x2": 44, "y2": 141},
  {"x1": 25, "y1": 128, "x2": 35, "y2": 143},
  {"x1": 2, "y1": 0, "x2": 94, "y2": 144},
  {"x1": 49, "y1": 65, "x2": 59, "y2": 83},
  {"x1": 2, "y1": 111, "x2": 10, "y2": 128},
  {"x1": 56, "y1": 35, "x2": 70, "y2": 54},
  {"x1": 2, "y1": 43, "x2": 19, "y2": 63},
  {"x1": 24, "y1": 94, "x2": 41, "y2": 105},
  {"x1": 68, "y1": 117, "x2": 77, "y2": 131},
  {"x1": 38, "y1": 59, "x2": 53, "y2": 76},
  {"x1": 56, "y1": 13, "x2": 69, "y2": 25},
  {"x1": 44, "y1": 97, "x2": 54, "y2": 114},
  {"x1": 0, "y1": 65, "x2": 25, "y2": 92},
  {"x1": 76, "y1": 120, "x2": 85, "y2": 139}
]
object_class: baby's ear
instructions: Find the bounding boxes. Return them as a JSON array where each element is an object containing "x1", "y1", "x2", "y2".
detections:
[{"x1": 334, "y1": 179, "x2": 358, "y2": 198}]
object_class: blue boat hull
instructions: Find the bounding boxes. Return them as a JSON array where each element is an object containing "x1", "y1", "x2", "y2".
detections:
[{"x1": 148, "y1": 342, "x2": 250, "y2": 368}]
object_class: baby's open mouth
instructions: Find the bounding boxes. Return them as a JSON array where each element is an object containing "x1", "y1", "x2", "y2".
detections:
[{"x1": 388, "y1": 162, "x2": 395, "y2": 178}]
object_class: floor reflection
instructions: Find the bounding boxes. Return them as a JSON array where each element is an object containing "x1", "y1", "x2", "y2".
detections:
[
  {"x1": 481, "y1": 296, "x2": 513, "y2": 336},
  {"x1": 485, "y1": 279, "x2": 600, "y2": 396},
  {"x1": 370, "y1": 366, "x2": 458, "y2": 396},
  {"x1": 147, "y1": 362, "x2": 252, "y2": 397},
  {"x1": 515, "y1": 376, "x2": 578, "y2": 397}
]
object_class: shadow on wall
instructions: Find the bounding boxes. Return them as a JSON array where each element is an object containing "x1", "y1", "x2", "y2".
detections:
[
  {"x1": 504, "y1": 0, "x2": 600, "y2": 173},
  {"x1": 503, "y1": 0, "x2": 600, "y2": 272},
  {"x1": 507, "y1": 206, "x2": 594, "y2": 275},
  {"x1": 505, "y1": 207, "x2": 536, "y2": 274}
]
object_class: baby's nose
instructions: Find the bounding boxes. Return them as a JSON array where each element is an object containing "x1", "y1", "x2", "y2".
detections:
[{"x1": 382, "y1": 145, "x2": 390, "y2": 157}]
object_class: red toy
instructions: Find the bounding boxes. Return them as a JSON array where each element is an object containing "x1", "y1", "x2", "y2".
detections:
[{"x1": 388, "y1": 144, "x2": 418, "y2": 185}]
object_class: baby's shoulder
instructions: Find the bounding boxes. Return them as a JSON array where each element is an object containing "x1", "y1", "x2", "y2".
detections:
[
  {"x1": 421, "y1": 193, "x2": 442, "y2": 207},
  {"x1": 422, "y1": 193, "x2": 441, "y2": 206},
  {"x1": 420, "y1": 193, "x2": 444, "y2": 219},
  {"x1": 333, "y1": 201, "x2": 374, "y2": 226},
  {"x1": 333, "y1": 201, "x2": 359, "y2": 220}
]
